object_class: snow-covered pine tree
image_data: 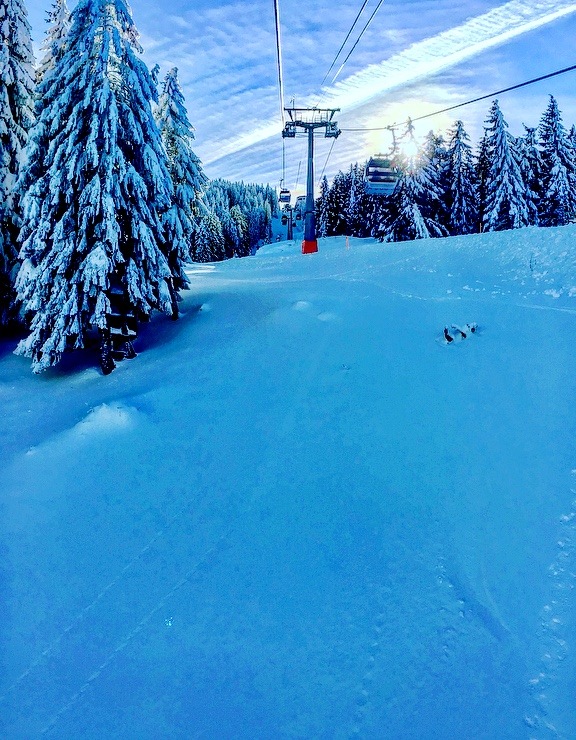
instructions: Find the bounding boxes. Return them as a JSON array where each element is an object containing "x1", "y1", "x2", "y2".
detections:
[
  {"x1": 515, "y1": 125, "x2": 542, "y2": 226},
  {"x1": 363, "y1": 190, "x2": 386, "y2": 238},
  {"x1": 325, "y1": 169, "x2": 351, "y2": 235},
  {"x1": 347, "y1": 163, "x2": 369, "y2": 237},
  {"x1": 229, "y1": 204, "x2": 248, "y2": 255},
  {"x1": 376, "y1": 150, "x2": 446, "y2": 242},
  {"x1": 316, "y1": 175, "x2": 329, "y2": 237},
  {"x1": 0, "y1": 0, "x2": 35, "y2": 325},
  {"x1": 445, "y1": 120, "x2": 478, "y2": 235},
  {"x1": 36, "y1": 0, "x2": 70, "y2": 85},
  {"x1": 261, "y1": 199, "x2": 273, "y2": 246},
  {"x1": 321, "y1": 174, "x2": 339, "y2": 236},
  {"x1": 421, "y1": 130, "x2": 449, "y2": 230},
  {"x1": 219, "y1": 209, "x2": 239, "y2": 257},
  {"x1": 15, "y1": 0, "x2": 177, "y2": 374},
  {"x1": 150, "y1": 63, "x2": 160, "y2": 88},
  {"x1": 193, "y1": 210, "x2": 226, "y2": 262},
  {"x1": 475, "y1": 130, "x2": 490, "y2": 231},
  {"x1": 247, "y1": 205, "x2": 267, "y2": 252},
  {"x1": 482, "y1": 100, "x2": 529, "y2": 232},
  {"x1": 155, "y1": 66, "x2": 208, "y2": 316},
  {"x1": 538, "y1": 95, "x2": 576, "y2": 227}
]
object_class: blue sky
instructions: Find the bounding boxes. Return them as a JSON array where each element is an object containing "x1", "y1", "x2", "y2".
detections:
[{"x1": 27, "y1": 0, "x2": 576, "y2": 191}]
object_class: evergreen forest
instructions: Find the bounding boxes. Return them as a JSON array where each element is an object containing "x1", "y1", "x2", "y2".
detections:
[{"x1": 2, "y1": 0, "x2": 576, "y2": 373}]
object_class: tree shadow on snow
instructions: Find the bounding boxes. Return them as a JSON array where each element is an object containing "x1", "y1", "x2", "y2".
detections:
[
  {"x1": 2, "y1": 303, "x2": 206, "y2": 380},
  {"x1": 132, "y1": 302, "x2": 205, "y2": 355},
  {"x1": 0, "y1": 324, "x2": 26, "y2": 361}
]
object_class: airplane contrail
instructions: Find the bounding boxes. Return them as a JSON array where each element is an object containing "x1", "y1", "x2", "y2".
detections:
[
  {"x1": 205, "y1": 0, "x2": 576, "y2": 167},
  {"x1": 320, "y1": 0, "x2": 576, "y2": 111}
]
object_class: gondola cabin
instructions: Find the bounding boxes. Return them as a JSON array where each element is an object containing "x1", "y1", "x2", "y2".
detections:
[
  {"x1": 294, "y1": 195, "x2": 306, "y2": 220},
  {"x1": 279, "y1": 188, "x2": 291, "y2": 203},
  {"x1": 364, "y1": 156, "x2": 399, "y2": 196}
]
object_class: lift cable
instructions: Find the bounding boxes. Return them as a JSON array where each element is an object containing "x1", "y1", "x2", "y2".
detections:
[
  {"x1": 340, "y1": 62, "x2": 576, "y2": 132},
  {"x1": 294, "y1": 157, "x2": 302, "y2": 191},
  {"x1": 318, "y1": 137, "x2": 338, "y2": 186},
  {"x1": 273, "y1": 0, "x2": 286, "y2": 127},
  {"x1": 319, "y1": 0, "x2": 371, "y2": 89},
  {"x1": 273, "y1": 0, "x2": 287, "y2": 185},
  {"x1": 331, "y1": 0, "x2": 386, "y2": 84}
]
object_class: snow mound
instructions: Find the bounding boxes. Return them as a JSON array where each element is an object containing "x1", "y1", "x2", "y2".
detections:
[{"x1": 72, "y1": 403, "x2": 139, "y2": 437}]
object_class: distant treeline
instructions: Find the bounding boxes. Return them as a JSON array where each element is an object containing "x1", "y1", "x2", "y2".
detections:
[
  {"x1": 198, "y1": 180, "x2": 277, "y2": 262},
  {"x1": 316, "y1": 96, "x2": 576, "y2": 242}
]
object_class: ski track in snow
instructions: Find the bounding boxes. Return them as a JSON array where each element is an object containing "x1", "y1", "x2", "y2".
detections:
[
  {"x1": 526, "y1": 486, "x2": 576, "y2": 740},
  {"x1": 0, "y1": 491, "x2": 209, "y2": 701},
  {"x1": 345, "y1": 589, "x2": 389, "y2": 740},
  {"x1": 38, "y1": 528, "x2": 235, "y2": 737},
  {"x1": 1, "y1": 448, "x2": 252, "y2": 737},
  {"x1": 3, "y1": 232, "x2": 576, "y2": 736},
  {"x1": 4, "y1": 297, "x2": 339, "y2": 736}
]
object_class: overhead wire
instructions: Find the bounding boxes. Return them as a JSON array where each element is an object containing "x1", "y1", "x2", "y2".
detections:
[
  {"x1": 331, "y1": 0, "x2": 386, "y2": 83},
  {"x1": 318, "y1": 137, "x2": 338, "y2": 185},
  {"x1": 294, "y1": 159, "x2": 302, "y2": 191},
  {"x1": 273, "y1": 0, "x2": 287, "y2": 185},
  {"x1": 274, "y1": 2, "x2": 574, "y2": 193},
  {"x1": 319, "y1": 0, "x2": 371, "y2": 89},
  {"x1": 273, "y1": 0, "x2": 285, "y2": 127},
  {"x1": 340, "y1": 62, "x2": 576, "y2": 132}
]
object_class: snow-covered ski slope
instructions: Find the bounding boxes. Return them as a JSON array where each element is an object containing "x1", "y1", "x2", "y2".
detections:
[{"x1": 1, "y1": 225, "x2": 575, "y2": 739}]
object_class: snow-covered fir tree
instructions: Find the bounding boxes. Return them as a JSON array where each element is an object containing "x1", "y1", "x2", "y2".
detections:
[
  {"x1": 515, "y1": 126, "x2": 542, "y2": 226},
  {"x1": 321, "y1": 166, "x2": 364, "y2": 237},
  {"x1": 36, "y1": 0, "x2": 70, "y2": 85},
  {"x1": 246, "y1": 201, "x2": 272, "y2": 252},
  {"x1": 482, "y1": 100, "x2": 529, "y2": 232},
  {"x1": 376, "y1": 150, "x2": 446, "y2": 242},
  {"x1": 347, "y1": 163, "x2": 368, "y2": 237},
  {"x1": 475, "y1": 130, "x2": 490, "y2": 231},
  {"x1": 445, "y1": 120, "x2": 478, "y2": 235},
  {"x1": 15, "y1": 0, "x2": 178, "y2": 373},
  {"x1": 316, "y1": 175, "x2": 329, "y2": 237},
  {"x1": 229, "y1": 204, "x2": 248, "y2": 255},
  {"x1": 363, "y1": 192, "x2": 387, "y2": 238},
  {"x1": 218, "y1": 209, "x2": 240, "y2": 256},
  {"x1": 421, "y1": 130, "x2": 449, "y2": 230},
  {"x1": 326, "y1": 170, "x2": 351, "y2": 236},
  {"x1": 0, "y1": 0, "x2": 35, "y2": 325},
  {"x1": 538, "y1": 95, "x2": 576, "y2": 227},
  {"x1": 193, "y1": 210, "x2": 226, "y2": 262},
  {"x1": 155, "y1": 66, "x2": 207, "y2": 315}
]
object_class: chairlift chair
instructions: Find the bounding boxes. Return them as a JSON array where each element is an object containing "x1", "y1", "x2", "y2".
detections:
[{"x1": 364, "y1": 155, "x2": 400, "y2": 196}]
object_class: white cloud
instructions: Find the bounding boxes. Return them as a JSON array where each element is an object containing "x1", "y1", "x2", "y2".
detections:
[
  {"x1": 25, "y1": 0, "x2": 576, "y2": 187},
  {"x1": 318, "y1": 0, "x2": 576, "y2": 113},
  {"x1": 207, "y1": 0, "x2": 576, "y2": 169}
]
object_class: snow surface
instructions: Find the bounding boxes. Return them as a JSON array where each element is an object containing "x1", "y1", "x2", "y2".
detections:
[{"x1": 1, "y1": 226, "x2": 575, "y2": 738}]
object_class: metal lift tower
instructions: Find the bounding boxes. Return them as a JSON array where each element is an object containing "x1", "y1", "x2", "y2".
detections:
[{"x1": 282, "y1": 107, "x2": 341, "y2": 254}]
